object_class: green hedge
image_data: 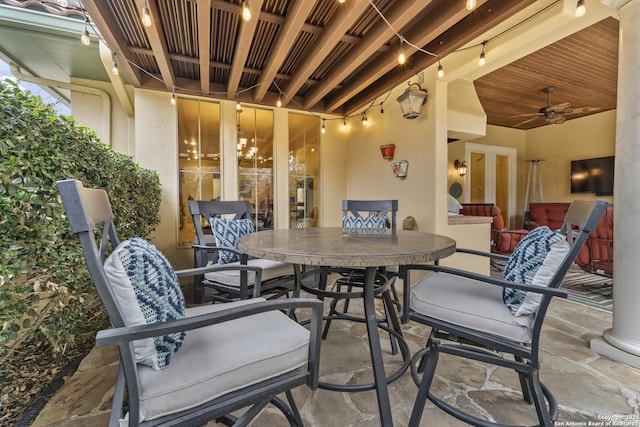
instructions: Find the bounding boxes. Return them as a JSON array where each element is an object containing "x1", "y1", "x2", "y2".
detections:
[{"x1": 0, "y1": 79, "x2": 161, "y2": 358}]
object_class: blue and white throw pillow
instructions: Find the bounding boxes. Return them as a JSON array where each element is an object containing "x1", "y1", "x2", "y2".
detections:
[
  {"x1": 104, "y1": 238, "x2": 186, "y2": 370},
  {"x1": 343, "y1": 215, "x2": 387, "y2": 234},
  {"x1": 210, "y1": 217, "x2": 255, "y2": 264},
  {"x1": 502, "y1": 226, "x2": 571, "y2": 316}
]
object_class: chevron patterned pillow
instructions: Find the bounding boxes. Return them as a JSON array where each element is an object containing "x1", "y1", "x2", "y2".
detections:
[
  {"x1": 342, "y1": 215, "x2": 387, "y2": 234},
  {"x1": 503, "y1": 226, "x2": 570, "y2": 316},
  {"x1": 210, "y1": 218, "x2": 255, "y2": 264},
  {"x1": 104, "y1": 238, "x2": 186, "y2": 370}
]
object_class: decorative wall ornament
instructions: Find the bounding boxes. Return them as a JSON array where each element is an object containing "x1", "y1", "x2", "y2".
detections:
[
  {"x1": 391, "y1": 160, "x2": 408, "y2": 178},
  {"x1": 380, "y1": 143, "x2": 395, "y2": 159}
]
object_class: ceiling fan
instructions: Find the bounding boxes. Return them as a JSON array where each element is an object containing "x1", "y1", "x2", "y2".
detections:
[{"x1": 513, "y1": 86, "x2": 600, "y2": 127}]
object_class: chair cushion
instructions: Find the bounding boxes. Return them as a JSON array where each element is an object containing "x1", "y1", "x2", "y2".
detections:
[
  {"x1": 342, "y1": 215, "x2": 387, "y2": 233},
  {"x1": 410, "y1": 272, "x2": 534, "y2": 344},
  {"x1": 204, "y1": 258, "x2": 294, "y2": 287},
  {"x1": 210, "y1": 218, "x2": 255, "y2": 264},
  {"x1": 134, "y1": 299, "x2": 310, "y2": 422},
  {"x1": 104, "y1": 238, "x2": 186, "y2": 370},
  {"x1": 502, "y1": 226, "x2": 570, "y2": 316}
]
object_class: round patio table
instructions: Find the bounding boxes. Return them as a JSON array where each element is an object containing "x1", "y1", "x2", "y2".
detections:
[{"x1": 239, "y1": 227, "x2": 456, "y2": 427}]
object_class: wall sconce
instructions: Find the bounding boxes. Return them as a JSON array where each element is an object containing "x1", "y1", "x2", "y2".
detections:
[
  {"x1": 454, "y1": 159, "x2": 467, "y2": 176},
  {"x1": 396, "y1": 81, "x2": 428, "y2": 119}
]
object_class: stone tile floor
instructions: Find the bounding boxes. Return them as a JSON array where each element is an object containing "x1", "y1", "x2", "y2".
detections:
[{"x1": 32, "y1": 297, "x2": 640, "y2": 427}]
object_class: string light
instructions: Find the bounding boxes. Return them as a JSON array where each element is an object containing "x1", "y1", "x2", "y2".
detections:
[
  {"x1": 575, "y1": 0, "x2": 586, "y2": 17},
  {"x1": 478, "y1": 41, "x2": 487, "y2": 66},
  {"x1": 276, "y1": 93, "x2": 282, "y2": 108},
  {"x1": 397, "y1": 38, "x2": 406, "y2": 65},
  {"x1": 111, "y1": 53, "x2": 119, "y2": 75},
  {"x1": 465, "y1": 0, "x2": 477, "y2": 11},
  {"x1": 342, "y1": 117, "x2": 347, "y2": 129},
  {"x1": 170, "y1": 85, "x2": 177, "y2": 105},
  {"x1": 242, "y1": 1, "x2": 252, "y2": 21},
  {"x1": 56, "y1": 0, "x2": 68, "y2": 7},
  {"x1": 141, "y1": 0, "x2": 152, "y2": 27},
  {"x1": 437, "y1": 58, "x2": 444, "y2": 78},
  {"x1": 361, "y1": 112, "x2": 369, "y2": 126},
  {"x1": 321, "y1": 119, "x2": 326, "y2": 134},
  {"x1": 380, "y1": 102, "x2": 384, "y2": 114},
  {"x1": 80, "y1": 18, "x2": 91, "y2": 46}
]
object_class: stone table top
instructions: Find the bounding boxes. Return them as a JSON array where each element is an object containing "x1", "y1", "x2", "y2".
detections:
[{"x1": 238, "y1": 227, "x2": 456, "y2": 267}]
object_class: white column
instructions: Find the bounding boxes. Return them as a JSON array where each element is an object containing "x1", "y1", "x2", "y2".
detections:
[{"x1": 591, "y1": 0, "x2": 640, "y2": 368}]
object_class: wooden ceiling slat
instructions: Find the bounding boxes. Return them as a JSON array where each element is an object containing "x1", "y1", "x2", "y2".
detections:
[{"x1": 81, "y1": 1, "x2": 617, "y2": 128}]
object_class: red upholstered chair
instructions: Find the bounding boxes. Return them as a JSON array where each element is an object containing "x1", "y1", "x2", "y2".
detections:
[
  {"x1": 525, "y1": 203, "x2": 571, "y2": 231},
  {"x1": 526, "y1": 202, "x2": 613, "y2": 276},
  {"x1": 459, "y1": 204, "x2": 528, "y2": 255},
  {"x1": 575, "y1": 205, "x2": 613, "y2": 276}
]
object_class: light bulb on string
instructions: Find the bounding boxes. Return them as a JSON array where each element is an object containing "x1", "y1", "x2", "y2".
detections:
[
  {"x1": 465, "y1": 0, "x2": 477, "y2": 10},
  {"x1": 342, "y1": 117, "x2": 347, "y2": 129},
  {"x1": 111, "y1": 54, "x2": 119, "y2": 76},
  {"x1": 380, "y1": 102, "x2": 384, "y2": 114},
  {"x1": 321, "y1": 119, "x2": 326, "y2": 134},
  {"x1": 242, "y1": 1, "x2": 252, "y2": 21},
  {"x1": 361, "y1": 113, "x2": 369, "y2": 126},
  {"x1": 398, "y1": 38, "x2": 406, "y2": 65},
  {"x1": 478, "y1": 42, "x2": 486, "y2": 66},
  {"x1": 170, "y1": 86, "x2": 177, "y2": 106},
  {"x1": 276, "y1": 93, "x2": 282, "y2": 108},
  {"x1": 141, "y1": 0, "x2": 152, "y2": 27},
  {"x1": 575, "y1": 0, "x2": 586, "y2": 17},
  {"x1": 437, "y1": 59, "x2": 444, "y2": 78},
  {"x1": 80, "y1": 19, "x2": 91, "y2": 46}
]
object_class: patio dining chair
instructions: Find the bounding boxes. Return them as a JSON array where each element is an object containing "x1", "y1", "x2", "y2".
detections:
[
  {"x1": 319, "y1": 200, "x2": 401, "y2": 348},
  {"x1": 404, "y1": 199, "x2": 608, "y2": 427},
  {"x1": 57, "y1": 179, "x2": 322, "y2": 427},
  {"x1": 189, "y1": 199, "x2": 295, "y2": 304}
]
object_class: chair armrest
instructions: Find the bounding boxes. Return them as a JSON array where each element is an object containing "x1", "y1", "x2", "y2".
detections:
[
  {"x1": 455, "y1": 247, "x2": 511, "y2": 262},
  {"x1": 95, "y1": 297, "x2": 324, "y2": 346},
  {"x1": 192, "y1": 244, "x2": 243, "y2": 256},
  {"x1": 176, "y1": 264, "x2": 260, "y2": 296},
  {"x1": 404, "y1": 263, "x2": 568, "y2": 298}
]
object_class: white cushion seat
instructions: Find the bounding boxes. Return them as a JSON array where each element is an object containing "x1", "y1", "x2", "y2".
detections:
[
  {"x1": 136, "y1": 298, "x2": 310, "y2": 422},
  {"x1": 204, "y1": 258, "x2": 294, "y2": 287},
  {"x1": 410, "y1": 272, "x2": 534, "y2": 344}
]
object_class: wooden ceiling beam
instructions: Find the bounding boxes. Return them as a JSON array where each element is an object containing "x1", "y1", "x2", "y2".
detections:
[
  {"x1": 136, "y1": 0, "x2": 174, "y2": 90},
  {"x1": 323, "y1": 0, "x2": 473, "y2": 113},
  {"x1": 339, "y1": 0, "x2": 537, "y2": 115},
  {"x1": 254, "y1": 0, "x2": 318, "y2": 103},
  {"x1": 197, "y1": 0, "x2": 211, "y2": 96},
  {"x1": 82, "y1": 0, "x2": 142, "y2": 87},
  {"x1": 281, "y1": 1, "x2": 369, "y2": 107},
  {"x1": 226, "y1": 0, "x2": 264, "y2": 98},
  {"x1": 303, "y1": 0, "x2": 436, "y2": 110}
]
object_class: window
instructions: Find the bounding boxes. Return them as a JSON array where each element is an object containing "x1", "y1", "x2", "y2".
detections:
[
  {"x1": 177, "y1": 98, "x2": 221, "y2": 246},
  {"x1": 237, "y1": 106, "x2": 274, "y2": 230},
  {"x1": 288, "y1": 113, "x2": 320, "y2": 228}
]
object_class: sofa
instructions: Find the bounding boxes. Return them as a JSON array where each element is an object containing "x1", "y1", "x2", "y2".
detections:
[
  {"x1": 525, "y1": 202, "x2": 613, "y2": 276},
  {"x1": 460, "y1": 204, "x2": 529, "y2": 255}
]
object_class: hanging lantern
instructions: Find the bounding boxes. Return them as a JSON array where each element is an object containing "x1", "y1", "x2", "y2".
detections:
[{"x1": 396, "y1": 82, "x2": 428, "y2": 119}]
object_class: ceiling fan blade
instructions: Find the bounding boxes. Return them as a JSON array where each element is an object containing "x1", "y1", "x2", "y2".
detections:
[
  {"x1": 564, "y1": 106, "x2": 601, "y2": 115},
  {"x1": 511, "y1": 112, "x2": 544, "y2": 118},
  {"x1": 514, "y1": 116, "x2": 541, "y2": 127},
  {"x1": 546, "y1": 102, "x2": 572, "y2": 112}
]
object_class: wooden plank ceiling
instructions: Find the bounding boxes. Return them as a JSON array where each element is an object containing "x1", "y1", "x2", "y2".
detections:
[{"x1": 80, "y1": 0, "x2": 541, "y2": 118}]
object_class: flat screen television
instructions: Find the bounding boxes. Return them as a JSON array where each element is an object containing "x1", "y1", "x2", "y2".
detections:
[{"x1": 570, "y1": 156, "x2": 614, "y2": 196}]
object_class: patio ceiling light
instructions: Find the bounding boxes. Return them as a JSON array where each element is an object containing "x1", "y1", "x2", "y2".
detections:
[{"x1": 396, "y1": 82, "x2": 427, "y2": 120}]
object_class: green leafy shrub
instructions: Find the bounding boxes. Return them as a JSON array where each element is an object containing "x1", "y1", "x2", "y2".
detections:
[{"x1": 0, "y1": 79, "x2": 161, "y2": 359}]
